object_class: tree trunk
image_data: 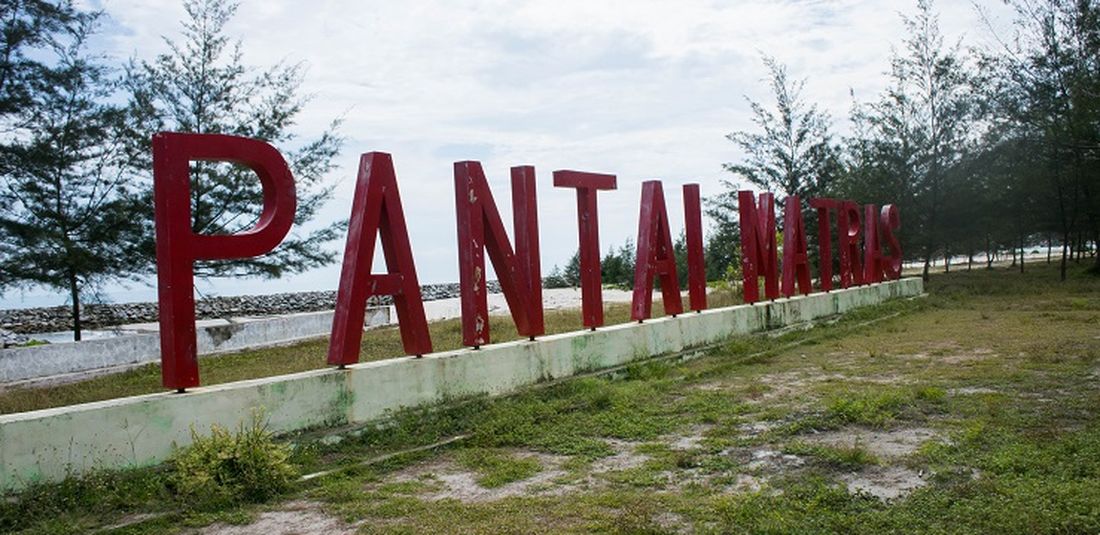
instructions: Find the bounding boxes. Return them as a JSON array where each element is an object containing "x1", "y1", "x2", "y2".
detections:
[
  {"x1": 1047, "y1": 234, "x2": 1052, "y2": 264},
  {"x1": 1093, "y1": 227, "x2": 1100, "y2": 271},
  {"x1": 986, "y1": 234, "x2": 993, "y2": 269},
  {"x1": 1019, "y1": 234, "x2": 1025, "y2": 274},
  {"x1": 1061, "y1": 229, "x2": 1070, "y2": 281},
  {"x1": 69, "y1": 271, "x2": 82, "y2": 342}
]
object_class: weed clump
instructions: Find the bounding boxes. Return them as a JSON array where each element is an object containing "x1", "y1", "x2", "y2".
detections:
[
  {"x1": 170, "y1": 418, "x2": 297, "y2": 510},
  {"x1": 456, "y1": 448, "x2": 542, "y2": 488}
]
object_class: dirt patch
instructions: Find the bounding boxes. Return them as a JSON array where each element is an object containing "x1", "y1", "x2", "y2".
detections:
[
  {"x1": 726, "y1": 473, "x2": 766, "y2": 493},
  {"x1": 905, "y1": 345, "x2": 997, "y2": 364},
  {"x1": 842, "y1": 466, "x2": 927, "y2": 500},
  {"x1": 590, "y1": 440, "x2": 649, "y2": 473},
  {"x1": 948, "y1": 386, "x2": 1001, "y2": 395},
  {"x1": 801, "y1": 427, "x2": 942, "y2": 458},
  {"x1": 391, "y1": 451, "x2": 571, "y2": 503},
  {"x1": 746, "y1": 448, "x2": 806, "y2": 471},
  {"x1": 382, "y1": 442, "x2": 655, "y2": 503},
  {"x1": 750, "y1": 371, "x2": 848, "y2": 403},
  {"x1": 666, "y1": 425, "x2": 713, "y2": 450},
  {"x1": 200, "y1": 501, "x2": 357, "y2": 535},
  {"x1": 653, "y1": 511, "x2": 690, "y2": 533}
]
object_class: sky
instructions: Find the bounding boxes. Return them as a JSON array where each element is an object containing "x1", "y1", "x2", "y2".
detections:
[{"x1": 0, "y1": 0, "x2": 1016, "y2": 309}]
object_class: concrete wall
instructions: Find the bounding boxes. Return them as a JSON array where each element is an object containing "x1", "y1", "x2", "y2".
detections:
[
  {"x1": 0, "y1": 307, "x2": 390, "y2": 384},
  {"x1": 0, "y1": 279, "x2": 922, "y2": 492}
]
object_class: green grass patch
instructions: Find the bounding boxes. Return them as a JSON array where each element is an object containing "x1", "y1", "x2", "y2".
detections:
[
  {"x1": 456, "y1": 449, "x2": 542, "y2": 488},
  {"x1": 783, "y1": 441, "x2": 880, "y2": 470}
]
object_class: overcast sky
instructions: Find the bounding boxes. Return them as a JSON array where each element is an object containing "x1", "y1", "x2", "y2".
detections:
[{"x1": 1, "y1": 0, "x2": 1015, "y2": 309}]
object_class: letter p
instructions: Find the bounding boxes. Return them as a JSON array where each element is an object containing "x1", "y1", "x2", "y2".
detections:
[{"x1": 153, "y1": 133, "x2": 296, "y2": 390}]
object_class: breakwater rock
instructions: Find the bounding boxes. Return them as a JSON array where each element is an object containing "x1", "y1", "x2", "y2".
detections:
[{"x1": 0, "y1": 281, "x2": 503, "y2": 334}]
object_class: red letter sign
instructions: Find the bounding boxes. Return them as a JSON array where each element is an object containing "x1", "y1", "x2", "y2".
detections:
[
  {"x1": 809, "y1": 198, "x2": 838, "y2": 291},
  {"x1": 553, "y1": 170, "x2": 616, "y2": 329},
  {"x1": 328, "y1": 153, "x2": 431, "y2": 366},
  {"x1": 738, "y1": 191, "x2": 779, "y2": 303},
  {"x1": 781, "y1": 196, "x2": 812, "y2": 297},
  {"x1": 454, "y1": 162, "x2": 544, "y2": 347},
  {"x1": 863, "y1": 204, "x2": 883, "y2": 284},
  {"x1": 683, "y1": 184, "x2": 707, "y2": 312},
  {"x1": 838, "y1": 200, "x2": 863, "y2": 288},
  {"x1": 153, "y1": 133, "x2": 296, "y2": 390},
  {"x1": 631, "y1": 181, "x2": 683, "y2": 321},
  {"x1": 880, "y1": 204, "x2": 903, "y2": 280}
]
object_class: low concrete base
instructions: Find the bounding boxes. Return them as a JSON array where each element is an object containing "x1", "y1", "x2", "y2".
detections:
[
  {"x1": 0, "y1": 278, "x2": 922, "y2": 492},
  {"x1": 0, "y1": 307, "x2": 391, "y2": 384}
]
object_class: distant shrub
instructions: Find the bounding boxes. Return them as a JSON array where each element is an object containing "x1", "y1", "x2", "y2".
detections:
[{"x1": 170, "y1": 416, "x2": 297, "y2": 510}]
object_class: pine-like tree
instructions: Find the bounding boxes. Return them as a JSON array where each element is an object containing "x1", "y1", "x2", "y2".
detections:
[
  {"x1": 722, "y1": 55, "x2": 839, "y2": 200},
  {"x1": 0, "y1": 15, "x2": 146, "y2": 340},
  {"x1": 124, "y1": 0, "x2": 345, "y2": 279}
]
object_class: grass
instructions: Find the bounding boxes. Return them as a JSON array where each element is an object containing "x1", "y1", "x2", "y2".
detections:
[
  {"x1": 1, "y1": 262, "x2": 1099, "y2": 533},
  {"x1": 456, "y1": 449, "x2": 543, "y2": 488}
]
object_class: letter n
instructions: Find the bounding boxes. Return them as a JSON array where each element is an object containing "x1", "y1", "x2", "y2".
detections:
[
  {"x1": 454, "y1": 161, "x2": 544, "y2": 347},
  {"x1": 738, "y1": 191, "x2": 779, "y2": 303},
  {"x1": 328, "y1": 153, "x2": 431, "y2": 366},
  {"x1": 631, "y1": 180, "x2": 683, "y2": 320}
]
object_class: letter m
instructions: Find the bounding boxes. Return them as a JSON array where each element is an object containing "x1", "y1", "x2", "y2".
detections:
[{"x1": 738, "y1": 190, "x2": 779, "y2": 303}]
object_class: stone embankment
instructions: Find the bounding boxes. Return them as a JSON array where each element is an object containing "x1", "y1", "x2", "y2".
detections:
[{"x1": 0, "y1": 282, "x2": 503, "y2": 334}]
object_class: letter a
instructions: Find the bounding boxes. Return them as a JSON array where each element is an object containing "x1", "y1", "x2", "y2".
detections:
[
  {"x1": 631, "y1": 180, "x2": 684, "y2": 321},
  {"x1": 781, "y1": 195, "x2": 812, "y2": 297},
  {"x1": 329, "y1": 153, "x2": 431, "y2": 366}
]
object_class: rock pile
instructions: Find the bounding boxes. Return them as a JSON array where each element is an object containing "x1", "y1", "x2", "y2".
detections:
[
  {"x1": 1, "y1": 329, "x2": 30, "y2": 348},
  {"x1": 0, "y1": 281, "x2": 503, "y2": 334}
]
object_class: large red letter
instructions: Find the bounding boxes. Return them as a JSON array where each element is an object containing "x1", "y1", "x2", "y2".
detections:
[
  {"x1": 631, "y1": 181, "x2": 683, "y2": 321},
  {"x1": 738, "y1": 191, "x2": 779, "y2": 303},
  {"x1": 809, "y1": 198, "x2": 838, "y2": 291},
  {"x1": 781, "y1": 196, "x2": 812, "y2": 297},
  {"x1": 553, "y1": 170, "x2": 616, "y2": 329},
  {"x1": 153, "y1": 133, "x2": 296, "y2": 390},
  {"x1": 454, "y1": 162, "x2": 544, "y2": 347},
  {"x1": 837, "y1": 200, "x2": 863, "y2": 288},
  {"x1": 863, "y1": 204, "x2": 883, "y2": 284},
  {"x1": 683, "y1": 184, "x2": 707, "y2": 312},
  {"x1": 328, "y1": 153, "x2": 431, "y2": 366},
  {"x1": 880, "y1": 204, "x2": 903, "y2": 280}
]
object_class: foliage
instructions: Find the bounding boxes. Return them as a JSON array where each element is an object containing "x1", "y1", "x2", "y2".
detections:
[
  {"x1": 170, "y1": 417, "x2": 297, "y2": 510},
  {"x1": 723, "y1": 55, "x2": 840, "y2": 199},
  {"x1": 456, "y1": 448, "x2": 542, "y2": 488},
  {"x1": 0, "y1": 0, "x2": 85, "y2": 118},
  {"x1": 124, "y1": 0, "x2": 345, "y2": 279},
  {"x1": 0, "y1": 13, "x2": 145, "y2": 340}
]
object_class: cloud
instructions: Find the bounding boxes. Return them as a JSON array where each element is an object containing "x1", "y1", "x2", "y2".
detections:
[{"x1": 5, "y1": 0, "x2": 1015, "y2": 307}]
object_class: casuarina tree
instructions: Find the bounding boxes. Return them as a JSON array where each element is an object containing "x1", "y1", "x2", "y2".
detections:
[
  {"x1": 0, "y1": 14, "x2": 146, "y2": 340},
  {"x1": 124, "y1": 0, "x2": 345, "y2": 279}
]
